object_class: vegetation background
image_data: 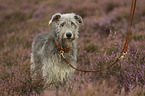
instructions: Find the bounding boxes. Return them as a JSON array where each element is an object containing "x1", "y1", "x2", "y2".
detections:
[{"x1": 0, "y1": 0, "x2": 145, "y2": 95}]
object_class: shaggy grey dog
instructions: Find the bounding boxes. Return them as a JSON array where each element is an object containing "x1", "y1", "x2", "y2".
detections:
[{"x1": 31, "y1": 13, "x2": 83, "y2": 91}]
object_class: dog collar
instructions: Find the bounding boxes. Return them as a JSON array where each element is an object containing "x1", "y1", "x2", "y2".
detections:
[{"x1": 55, "y1": 39, "x2": 71, "y2": 53}]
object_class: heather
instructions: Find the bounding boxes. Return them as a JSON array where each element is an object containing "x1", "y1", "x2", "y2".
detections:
[{"x1": 0, "y1": 0, "x2": 145, "y2": 95}]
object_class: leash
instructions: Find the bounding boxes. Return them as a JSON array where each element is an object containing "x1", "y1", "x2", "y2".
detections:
[
  {"x1": 56, "y1": 0, "x2": 137, "y2": 72},
  {"x1": 55, "y1": 39, "x2": 71, "y2": 53}
]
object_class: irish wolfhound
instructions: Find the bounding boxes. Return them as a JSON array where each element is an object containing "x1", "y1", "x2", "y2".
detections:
[{"x1": 31, "y1": 13, "x2": 83, "y2": 91}]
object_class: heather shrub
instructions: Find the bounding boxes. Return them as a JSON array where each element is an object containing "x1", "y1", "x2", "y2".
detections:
[
  {"x1": 118, "y1": 46, "x2": 145, "y2": 90},
  {"x1": 0, "y1": 0, "x2": 145, "y2": 95}
]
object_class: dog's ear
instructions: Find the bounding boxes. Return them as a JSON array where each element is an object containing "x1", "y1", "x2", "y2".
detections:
[
  {"x1": 74, "y1": 15, "x2": 83, "y2": 25},
  {"x1": 49, "y1": 13, "x2": 61, "y2": 25}
]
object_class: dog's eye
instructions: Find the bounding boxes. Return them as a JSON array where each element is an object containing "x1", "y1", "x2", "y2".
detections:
[
  {"x1": 71, "y1": 22, "x2": 75, "y2": 26},
  {"x1": 60, "y1": 22, "x2": 65, "y2": 27}
]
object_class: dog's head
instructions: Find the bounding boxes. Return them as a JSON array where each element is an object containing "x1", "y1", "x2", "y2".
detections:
[{"x1": 49, "y1": 13, "x2": 83, "y2": 49}]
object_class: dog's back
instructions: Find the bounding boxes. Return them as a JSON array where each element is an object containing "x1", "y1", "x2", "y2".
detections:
[{"x1": 31, "y1": 33, "x2": 48, "y2": 72}]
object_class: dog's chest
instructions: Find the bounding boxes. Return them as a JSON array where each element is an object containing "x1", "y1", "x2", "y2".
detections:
[{"x1": 42, "y1": 54, "x2": 74, "y2": 82}]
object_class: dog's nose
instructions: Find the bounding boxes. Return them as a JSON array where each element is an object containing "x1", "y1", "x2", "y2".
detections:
[{"x1": 66, "y1": 32, "x2": 72, "y2": 38}]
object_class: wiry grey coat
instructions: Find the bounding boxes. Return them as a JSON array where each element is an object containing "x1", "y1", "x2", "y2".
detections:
[{"x1": 31, "y1": 13, "x2": 83, "y2": 89}]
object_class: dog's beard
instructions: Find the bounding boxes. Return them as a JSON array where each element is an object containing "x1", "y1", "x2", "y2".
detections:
[{"x1": 62, "y1": 39, "x2": 74, "y2": 49}]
